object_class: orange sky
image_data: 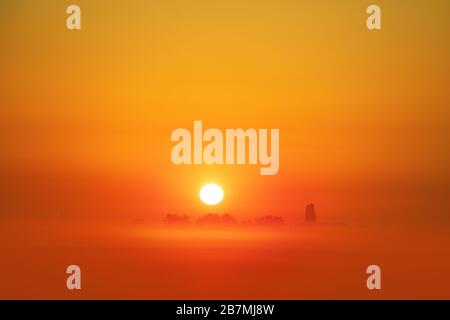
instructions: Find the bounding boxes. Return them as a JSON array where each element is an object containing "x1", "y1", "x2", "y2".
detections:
[{"x1": 1, "y1": 0, "x2": 450, "y2": 225}]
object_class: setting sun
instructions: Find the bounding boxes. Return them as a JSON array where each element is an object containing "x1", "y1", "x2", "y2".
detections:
[{"x1": 199, "y1": 184, "x2": 224, "y2": 205}]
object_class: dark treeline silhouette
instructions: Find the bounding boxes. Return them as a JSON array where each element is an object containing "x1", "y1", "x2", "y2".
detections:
[
  {"x1": 165, "y1": 214, "x2": 190, "y2": 225},
  {"x1": 164, "y1": 203, "x2": 317, "y2": 227},
  {"x1": 243, "y1": 215, "x2": 284, "y2": 226},
  {"x1": 196, "y1": 213, "x2": 236, "y2": 226},
  {"x1": 164, "y1": 213, "x2": 284, "y2": 227}
]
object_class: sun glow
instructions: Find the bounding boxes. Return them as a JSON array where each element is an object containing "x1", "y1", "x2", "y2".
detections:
[{"x1": 199, "y1": 183, "x2": 224, "y2": 205}]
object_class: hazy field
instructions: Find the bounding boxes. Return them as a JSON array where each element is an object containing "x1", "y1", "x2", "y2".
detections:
[{"x1": 1, "y1": 218, "x2": 449, "y2": 299}]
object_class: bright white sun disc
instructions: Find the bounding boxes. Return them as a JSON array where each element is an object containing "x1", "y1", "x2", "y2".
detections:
[{"x1": 199, "y1": 183, "x2": 224, "y2": 205}]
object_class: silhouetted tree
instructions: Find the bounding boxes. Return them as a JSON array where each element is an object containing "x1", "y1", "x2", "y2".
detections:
[
  {"x1": 165, "y1": 214, "x2": 190, "y2": 225},
  {"x1": 305, "y1": 203, "x2": 317, "y2": 223},
  {"x1": 196, "y1": 213, "x2": 236, "y2": 225},
  {"x1": 254, "y1": 215, "x2": 284, "y2": 226}
]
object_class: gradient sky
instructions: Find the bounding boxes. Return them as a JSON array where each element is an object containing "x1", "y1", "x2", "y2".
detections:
[{"x1": 1, "y1": 0, "x2": 449, "y2": 226}]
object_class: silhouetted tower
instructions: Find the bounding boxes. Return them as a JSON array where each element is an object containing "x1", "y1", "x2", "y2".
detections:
[{"x1": 305, "y1": 203, "x2": 317, "y2": 223}]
